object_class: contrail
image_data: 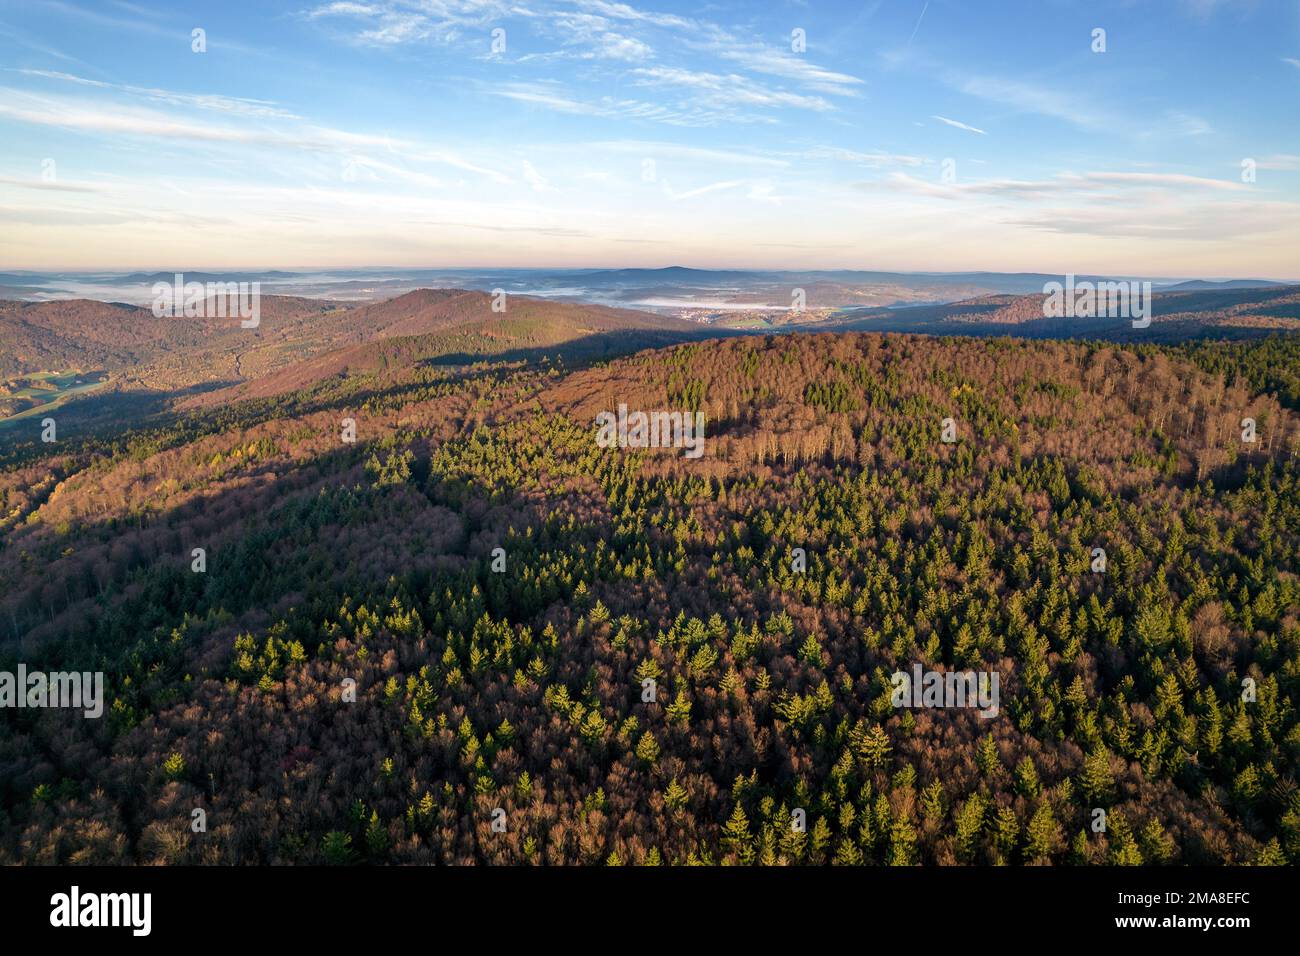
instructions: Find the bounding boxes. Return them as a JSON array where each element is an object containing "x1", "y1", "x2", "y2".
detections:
[{"x1": 908, "y1": 0, "x2": 929, "y2": 44}]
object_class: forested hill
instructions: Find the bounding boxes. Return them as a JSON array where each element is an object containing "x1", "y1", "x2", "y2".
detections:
[
  {"x1": 824, "y1": 284, "x2": 1300, "y2": 341},
  {"x1": 0, "y1": 289, "x2": 705, "y2": 395},
  {"x1": 178, "y1": 290, "x2": 707, "y2": 408},
  {"x1": 1, "y1": 331, "x2": 1298, "y2": 865}
]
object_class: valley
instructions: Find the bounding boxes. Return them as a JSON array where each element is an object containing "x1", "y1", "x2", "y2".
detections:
[{"x1": 0, "y1": 371, "x2": 108, "y2": 430}]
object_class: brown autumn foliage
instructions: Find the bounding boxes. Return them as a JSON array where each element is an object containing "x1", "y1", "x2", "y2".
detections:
[{"x1": 1, "y1": 305, "x2": 1298, "y2": 866}]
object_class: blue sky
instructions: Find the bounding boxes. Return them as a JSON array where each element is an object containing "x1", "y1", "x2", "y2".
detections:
[{"x1": 1, "y1": 0, "x2": 1298, "y2": 275}]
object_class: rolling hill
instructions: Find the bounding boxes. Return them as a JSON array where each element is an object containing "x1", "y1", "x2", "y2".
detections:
[
  {"x1": 824, "y1": 284, "x2": 1300, "y2": 341},
  {"x1": 1, "y1": 327, "x2": 1298, "y2": 865},
  {"x1": 179, "y1": 290, "x2": 708, "y2": 407},
  {"x1": 0, "y1": 296, "x2": 351, "y2": 384}
]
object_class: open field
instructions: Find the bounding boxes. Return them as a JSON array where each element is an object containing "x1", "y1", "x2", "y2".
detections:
[{"x1": 0, "y1": 370, "x2": 109, "y2": 429}]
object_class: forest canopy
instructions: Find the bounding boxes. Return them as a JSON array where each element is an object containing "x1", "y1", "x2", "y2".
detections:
[{"x1": 1, "y1": 331, "x2": 1297, "y2": 866}]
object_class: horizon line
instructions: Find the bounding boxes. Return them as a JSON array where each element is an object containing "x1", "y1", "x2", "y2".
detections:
[{"x1": 5, "y1": 266, "x2": 1299, "y2": 284}]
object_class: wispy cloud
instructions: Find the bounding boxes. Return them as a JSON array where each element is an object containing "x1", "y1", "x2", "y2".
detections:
[
  {"x1": 487, "y1": 81, "x2": 731, "y2": 126},
  {"x1": 338, "y1": 155, "x2": 445, "y2": 189},
  {"x1": 1083, "y1": 171, "x2": 1246, "y2": 191},
  {"x1": 712, "y1": 46, "x2": 863, "y2": 96},
  {"x1": 586, "y1": 140, "x2": 788, "y2": 167},
  {"x1": 875, "y1": 172, "x2": 1061, "y2": 199},
  {"x1": 307, "y1": 0, "x2": 509, "y2": 46},
  {"x1": 545, "y1": 13, "x2": 655, "y2": 61},
  {"x1": 931, "y1": 114, "x2": 986, "y2": 135},
  {"x1": 0, "y1": 175, "x2": 102, "y2": 193},
  {"x1": 591, "y1": 32, "x2": 653, "y2": 60},
  {"x1": 952, "y1": 73, "x2": 1112, "y2": 130},
  {"x1": 305, "y1": 0, "x2": 859, "y2": 115},
  {"x1": 5, "y1": 0, "x2": 1296, "y2": 275},
  {"x1": 0, "y1": 23, "x2": 96, "y2": 69},
  {"x1": 0, "y1": 89, "x2": 294, "y2": 143},
  {"x1": 1009, "y1": 198, "x2": 1300, "y2": 241},
  {"x1": 630, "y1": 66, "x2": 834, "y2": 112},
  {"x1": 13, "y1": 69, "x2": 300, "y2": 119},
  {"x1": 573, "y1": 0, "x2": 694, "y2": 31},
  {"x1": 1162, "y1": 110, "x2": 1212, "y2": 136},
  {"x1": 37, "y1": 0, "x2": 274, "y2": 55},
  {"x1": 860, "y1": 168, "x2": 1297, "y2": 244},
  {"x1": 521, "y1": 159, "x2": 551, "y2": 191},
  {"x1": 0, "y1": 87, "x2": 514, "y2": 188},
  {"x1": 877, "y1": 169, "x2": 1249, "y2": 200},
  {"x1": 663, "y1": 179, "x2": 745, "y2": 200},
  {"x1": 802, "y1": 145, "x2": 926, "y2": 168},
  {"x1": 1254, "y1": 154, "x2": 1300, "y2": 171},
  {"x1": 401, "y1": 146, "x2": 513, "y2": 184}
]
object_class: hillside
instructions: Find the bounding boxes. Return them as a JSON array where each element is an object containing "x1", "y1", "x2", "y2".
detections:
[
  {"x1": 826, "y1": 285, "x2": 1300, "y2": 341},
  {"x1": 0, "y1": 290, "x2": 705, "y2": 424},
  {"x1": 180, "y1": 290, "x2": 707, "y2": 406},
  {"x1": 1, "y1": 330, "x2": 1297, "y2": 865},
  {"x1": 0, "y1": 296, "x2": 352, "y2": 385}
]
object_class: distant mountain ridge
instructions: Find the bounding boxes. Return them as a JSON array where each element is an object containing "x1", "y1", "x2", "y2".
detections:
[
  {"x1": 6, "y1": 267, "x2": 1296, "y2": 312},
  {"x1": 1160, "y1": 279, "x2": 1284, "y2": 291},
  {"x1": 822, "y1": 284, "x2": 1300, "y2": 341},
  {"x1": 120, "y1": 270, "x2": 301, "y2": 285}
]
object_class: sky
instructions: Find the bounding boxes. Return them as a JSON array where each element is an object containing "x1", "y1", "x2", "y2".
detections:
[{"x1": 0, "y1": 0, "x2": 1298, "y2": 276}]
